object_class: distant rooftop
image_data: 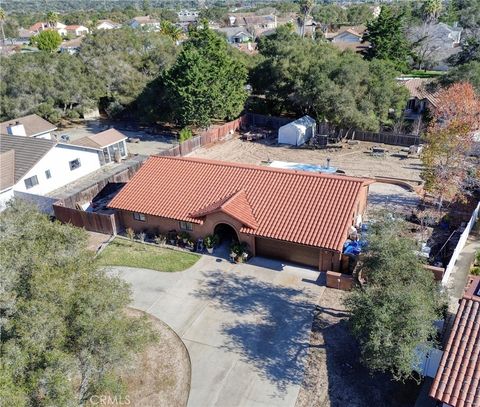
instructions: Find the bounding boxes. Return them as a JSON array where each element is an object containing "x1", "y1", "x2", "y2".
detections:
[
  {"x1": 0, "y1": 114, "x2": 57, "y2": 137},
  {"x1": 71, "y1": 129, "x2": 127, "y2": 149}
]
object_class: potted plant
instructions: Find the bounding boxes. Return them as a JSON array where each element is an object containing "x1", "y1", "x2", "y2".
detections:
[
  {"x1": 154, "y1": 234, "x2": 166, "y2": 246},
  {"x1": 205, "y1": 235, "x2": 216, "y2": 254},
  {"x1": 231, "y1": 242, "x2": 248, "y2": 263},
  {"x1": 187, "y1": 238, "x2": 195, "y2": 251},
  {"x1": 180, "y1": 231, "x2": 191, "y2": 244}
]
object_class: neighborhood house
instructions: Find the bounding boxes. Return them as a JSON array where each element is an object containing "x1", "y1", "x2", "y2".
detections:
[
  {"x1": 0, "y1": 114, "x2": 57, "y2": 139},
  {"x1": 0, "y1": 134, "x2": 103, "y2": 208},
  {"x1": 399, "y1": 78, "x2": 439, "y2": 119},
  {"x1": 128, "y1": 16, "x2": 160, "y2": 30},
  {"x1": 71, "y1": 128, "x2": 128, "y2": 163},
  {"x1": 108, "y1": 156, "x2": 371, "y2": 271}
]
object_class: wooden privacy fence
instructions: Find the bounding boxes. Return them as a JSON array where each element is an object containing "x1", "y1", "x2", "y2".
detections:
[
  {"x1": 160, "y1": 113, "x2": 422, "y2": 158},
  {"x1": 53, "y1": 203, "x2": 120, "y2": 235},
  {"x1": 350, "y1": 130, "x2": 421, "y2": 146},
  {"x1": 158, "y1": 116, "x2": 248, "y2": 157},
  {"x1": 315, "y1": 121, "x2": 422, "y2": 147}
]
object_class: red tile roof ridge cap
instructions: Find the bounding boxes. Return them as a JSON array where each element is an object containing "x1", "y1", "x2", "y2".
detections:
[
  {"x1": 463, "y1": 276, "x2": 480, "y2": 301},
  {"x1": 152, "y1": 155, "x2": 371, "y2": 183},
  {"x1": 220, "y1": 189, "x2": 247, "y2": 209},
  {"x1": 189, "y1": 189, "x2": 259, "y2": 229}
]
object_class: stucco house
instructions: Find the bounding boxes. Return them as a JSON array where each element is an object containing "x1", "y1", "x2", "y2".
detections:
[
  {"x1": 0, "y1": 134, "x2": 103, "y2": 209},
  {"x1": 0, "y1": 114, "x2": 57, "y2": 140},
  {"x1": 108, "y1": 156, "x2": 371, "y2": 271},
  {"x1": 65, "y1": 25, "x2": 89, "y2": 37},
  {"x1": 327, "y1": 26, "x2": 369, "y2": 53}
]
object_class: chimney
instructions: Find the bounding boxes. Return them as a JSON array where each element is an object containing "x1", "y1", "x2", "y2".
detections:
[{"x1": 7, "y1": 122, "x2": 27, "y2": 137}]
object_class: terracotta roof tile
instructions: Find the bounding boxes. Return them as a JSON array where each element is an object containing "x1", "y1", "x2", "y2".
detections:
[
  {"x1": 430, "y1": 276, "x2": 480, "y2": 407},
  {"x1": 108, "y1": 157, "x2": 369, "y2": 251}
]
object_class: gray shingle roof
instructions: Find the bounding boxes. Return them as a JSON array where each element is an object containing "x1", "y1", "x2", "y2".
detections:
[{"x1": 0, "y1": 134, "x2": 56, "y2": 183}]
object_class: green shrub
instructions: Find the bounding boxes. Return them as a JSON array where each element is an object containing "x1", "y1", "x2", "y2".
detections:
[{"x1": 178, "y1": 127, "x2": 193, "y2": 142}]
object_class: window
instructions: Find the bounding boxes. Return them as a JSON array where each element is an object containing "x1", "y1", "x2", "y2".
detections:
[
  {"x1": 179, "y1": 221, "x2": 193, "y2": 231},
  {"x1": 69, "y1": 158, "x2": 81, "y2": 170},
  {"x1": 45, "y1": 169, "x2": 52, "y2": 179},
  {"x1": 119, "y1": 141, "x2": 126, "y2": 157},
  {"x1": 133, "y1": 212, "x2": 146, "y2": 222},
  {"x1": 24, "y1": 175, "x2": 39, "y2": 189},
  {"x1": 103, "y1": 148, "x2": 111, "y2": 163}
]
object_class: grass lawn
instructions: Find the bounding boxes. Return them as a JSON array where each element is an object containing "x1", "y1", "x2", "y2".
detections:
[
  {"x1": 97, "y1": 238, "x2": 200, "y2": 272},
  {"x1": 405, "y1": 70, "x2": 446, "y2": 78}
]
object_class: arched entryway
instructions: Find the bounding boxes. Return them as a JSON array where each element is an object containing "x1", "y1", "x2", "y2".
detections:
[{"x1": 214, "y1": 223, "x2": 239, "y2": 245}]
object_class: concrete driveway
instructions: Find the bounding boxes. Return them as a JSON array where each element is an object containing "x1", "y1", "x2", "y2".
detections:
[{"x1": 110, "y1": 254, "x2": 324, "y2": 407}]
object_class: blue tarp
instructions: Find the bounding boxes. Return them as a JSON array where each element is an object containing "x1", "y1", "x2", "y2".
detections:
[{"x1": 343, "y1": 240, "x2": 362, "y2": 255}]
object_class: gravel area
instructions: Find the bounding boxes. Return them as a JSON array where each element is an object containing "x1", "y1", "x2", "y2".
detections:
[
  {"x1": 190, "y1": 136, "x2": 423, "y2": 180},
  {"x1": 367, "y1": 182, "x2": 421, "y2": 216},
  {"x1": 120, "y1": 309, "x2": 191, "y2": 407},
  {"x1": 296, "y1": 287, "x2": 421, "y2": 407}
]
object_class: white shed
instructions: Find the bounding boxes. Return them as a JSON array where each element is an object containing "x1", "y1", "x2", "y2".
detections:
[{"x1": 278, "y1": 115, "x2": 316, "y2": 146}]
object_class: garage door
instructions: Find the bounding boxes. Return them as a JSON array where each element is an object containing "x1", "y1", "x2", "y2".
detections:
[{"x1": 255, "y1": 237, "x2": 319, "y2": 268}]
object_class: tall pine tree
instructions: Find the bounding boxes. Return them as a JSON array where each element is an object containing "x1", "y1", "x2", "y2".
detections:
[
  {"x1": 165, "y1": 23, "x2": 248, "y2": 127},
  {"x1": 363, "y1": 6, "x2": 411, "y2": 72}
]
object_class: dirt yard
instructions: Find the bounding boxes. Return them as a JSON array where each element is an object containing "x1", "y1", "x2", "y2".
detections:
[
  {"x1": 190, "y1": 136, "x2": 423, "y2": 180},
  {"x1": 297, "y1": 288, "x2": 421, "y2": 407},
  {"x1": 117, "y1": 309, "x2": 190, "y2": 407}
]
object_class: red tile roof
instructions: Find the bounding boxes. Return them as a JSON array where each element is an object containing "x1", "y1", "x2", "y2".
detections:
[
  {"x1": 430, "y1": 276, "x2": 480, "y2": 407},
  {"x1": 108, "y1": 157, "x2": 370, "y2": 251}
]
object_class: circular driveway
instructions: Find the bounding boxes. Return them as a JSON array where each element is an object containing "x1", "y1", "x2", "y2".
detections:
[{"x1": 110, "y1": 255, "x2": 324, "y2": 407}]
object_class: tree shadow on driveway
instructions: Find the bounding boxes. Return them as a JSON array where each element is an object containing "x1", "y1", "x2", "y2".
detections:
[{"x1": 192, "y1": 270, "x2": 317, "y2": 392}]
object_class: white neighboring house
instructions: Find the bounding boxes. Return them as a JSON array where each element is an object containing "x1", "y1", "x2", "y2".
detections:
[
  {"x1": 128, "y1": 16, "x2": 160, "y2": 31},
  {"x1": 65, "y1": 25, "x2": 89, "y2": 37},
  {"x1": 278, "y1": 115, "x2": 317, "y2": 146},
  {"x1": 0, "y1": 114, "x2": 57, "y2": 140},
  {"x1": 71, "y1": 128, "x2": 128, "y2": 164},
  {"x1": 96, "y1": 19, "x2": 121, "y2": 30},
  {"x1": 0, "y1": 135, "x2": 103, "y2": 209}
]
